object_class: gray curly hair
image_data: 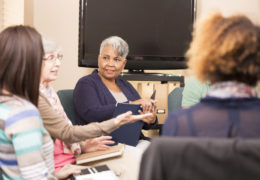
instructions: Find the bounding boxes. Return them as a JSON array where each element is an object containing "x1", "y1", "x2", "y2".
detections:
[{"x1": 99, "y1": 36, "x2": 129, "y2": 59}]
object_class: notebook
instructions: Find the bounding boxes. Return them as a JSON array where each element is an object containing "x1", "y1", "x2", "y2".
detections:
[
  {"x1": 76, "y1": 144, "x2": 125, "y2": 164},
  {"x1": 109, "y1": 103, "x2": 144, "y2": 146}
]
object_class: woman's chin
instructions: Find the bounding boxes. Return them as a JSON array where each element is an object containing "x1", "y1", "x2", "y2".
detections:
[
  {"x1": 48, "y1": 76, "x2": 58, "y2": 82},
  {"x1": 103, "y1": 74, "x2": 117, "y2": 80},
  {"x1": 102, "y1": 72, "x2": 117, "y2": 79}
]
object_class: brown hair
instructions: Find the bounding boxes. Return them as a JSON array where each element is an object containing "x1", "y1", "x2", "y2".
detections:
[
  {"x1": 187, "y1": 13, "x2": 260, "y2": 86},
  {"x1": 0, "y1": 25, "x2": 43, "y2": 106}
]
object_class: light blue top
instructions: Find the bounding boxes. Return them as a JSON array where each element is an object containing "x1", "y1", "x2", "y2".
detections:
[{"x1": 182, "y1": 77, "x2": 210, "y2": 107}]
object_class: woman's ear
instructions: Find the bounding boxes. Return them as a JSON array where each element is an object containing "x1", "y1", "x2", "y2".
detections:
[
  {"x1": 97, "y1": 54, "x2": 102, "y2": 63},
  {"x1": 123, "y1": 59, "x2": 127, "y2": 66},
  {"x1": 121, "y1": 59, "x2": 127, "y2": 69}
]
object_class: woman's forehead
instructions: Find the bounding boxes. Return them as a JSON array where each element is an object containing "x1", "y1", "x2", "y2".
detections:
[
  {"x1": 101, "y1": 45, "x2": 119, "y2": 56},
  {"x1": 44, "y1": 50, "x2": 61, "y2": 56}
]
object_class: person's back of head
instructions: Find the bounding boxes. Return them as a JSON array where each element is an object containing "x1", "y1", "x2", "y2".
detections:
[
  {"x1": 187, "y1": 12, "x2": 260, "y2": 86},
  {"x1": 0, "y1": 25, "x2": 43, "y2": 106}
]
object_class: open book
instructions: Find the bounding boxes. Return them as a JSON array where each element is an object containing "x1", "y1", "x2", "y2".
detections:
[{"x1": 76, "y1": 144, "x2": 125, "y2": 164}]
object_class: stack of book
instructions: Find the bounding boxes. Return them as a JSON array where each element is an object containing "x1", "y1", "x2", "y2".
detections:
[{"x1": 76, "y1": 144, "x2": 125, "y2": 164}]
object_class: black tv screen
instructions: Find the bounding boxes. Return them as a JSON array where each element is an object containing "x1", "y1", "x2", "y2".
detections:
[{"x1": 79, "y1": 0, "x2": 196, "y2": 70}]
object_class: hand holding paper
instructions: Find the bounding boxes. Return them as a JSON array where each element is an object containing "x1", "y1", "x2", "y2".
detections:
[
  {"x1": 114, "y1": 111, "x2": 153, "y2": 127},
  {"x1": 138, "y1": 102, "x2": 157, "y2": 124},
  {"x1": 111, "y1": 104, "x2": 153, "y2": 146}
]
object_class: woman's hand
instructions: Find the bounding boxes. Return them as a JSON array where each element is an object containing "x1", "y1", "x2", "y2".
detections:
[
  {"x1": 82, "y1": 136, "x2": 115, "y2": 153},
  {"x1": 138, "y1": 103, "x2": 157, "y2": 124},
  {"x1": 70, "y1": 144, "x2": 81, "y2": 156},
  {"x1": 130, "y1": 98, "x2": 155, "y2": 110},
  {"x1": 114, "y1": 111, "x2": 153, "y2": 127},
  {"x1": 131, "y1": 98, "x2": 157, "y2": 124},
  {"x1": 55, "y1": 167, "x2": 81, "y2": 180}
]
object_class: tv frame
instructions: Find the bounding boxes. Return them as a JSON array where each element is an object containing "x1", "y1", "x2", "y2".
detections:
[{"x1": 78, "y1": 0, "x2": 197, "y2": 71}]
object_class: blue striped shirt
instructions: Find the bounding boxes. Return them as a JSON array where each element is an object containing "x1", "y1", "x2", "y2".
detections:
[{"x1": 0, "y1": 95, "x2": 55, "y2": 179}]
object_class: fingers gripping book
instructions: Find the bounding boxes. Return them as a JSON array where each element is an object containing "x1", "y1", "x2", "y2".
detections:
[{"x1": 110, "y1": 103, "x2": 144, "y2": 146}]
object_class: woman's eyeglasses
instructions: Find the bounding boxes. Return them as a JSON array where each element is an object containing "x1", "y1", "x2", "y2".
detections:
[{"x1": 43, "y1": 54, "x2": 63, "y2": 62}]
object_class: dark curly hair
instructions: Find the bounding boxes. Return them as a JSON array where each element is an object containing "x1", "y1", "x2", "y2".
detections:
[{"x1": 186, "y1": 12, "x2": 260, "y2": 86}]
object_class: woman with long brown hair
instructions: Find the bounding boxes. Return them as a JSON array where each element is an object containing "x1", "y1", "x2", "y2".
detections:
[{"x1": 0, "y1": 25, "x2": 56, "y2": 179}]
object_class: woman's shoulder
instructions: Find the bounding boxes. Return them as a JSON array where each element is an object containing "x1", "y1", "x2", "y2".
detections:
[
  {"x1": 77, "y1": 70, "x2": 99, "y2": 85},
  {"x1": 1, "y1": 95, "x2": 36, "y2": 109},
  {"x1": 0, "y1": 95, "x2": 40, "y2": 122},
  {"x1": 167, "y1": 103, "x2": 204, "y2": 120}
]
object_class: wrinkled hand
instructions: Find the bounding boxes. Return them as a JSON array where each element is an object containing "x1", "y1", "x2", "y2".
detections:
[
  {"x1": 114, "y1": 111, "x2": 153, "y2": 127},
  {"x1": 83, "y1": 136, "x2": 115, "y2": 153},
  {"x1": 70, "y1": 144, "x2": 81, "y2": 156}
]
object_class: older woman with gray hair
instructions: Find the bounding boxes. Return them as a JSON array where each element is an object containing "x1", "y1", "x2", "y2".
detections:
[
  {"x1": 74, "y1": 36, "x2": 158, "y2": 148},
  {"x1": 38, "y1": 36, "x2": 153, "y2": 172}
]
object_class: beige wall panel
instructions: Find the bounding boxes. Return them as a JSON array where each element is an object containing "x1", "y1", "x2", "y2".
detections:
[
  {"x1": 24, "y1": 0, "x2": 33, "y2": 26},
  {"x1": 33, "y1": 0, "x2": 92, "y2": 91},
  {"x1": 197, "y1": 0, "x2": 260, "y2": 24},
  {"x1": 0, "y1": 0, "x2": 3, "y2": 30},
  {"x1": 1, "y1": 0, "x2": 24, "y2": 28}
]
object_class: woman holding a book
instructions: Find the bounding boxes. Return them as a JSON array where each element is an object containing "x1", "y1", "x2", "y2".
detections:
[
  {"x1": 74, "y1": 36, "x2": 158, "y2": 148},
  {"x1": 0, "y1": 25, "x2": 82, "y2": 180}
]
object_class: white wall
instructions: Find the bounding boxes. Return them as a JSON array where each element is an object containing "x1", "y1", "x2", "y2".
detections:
[
  {"x1": 33, "y1": 0, "x2": 92, "y2": 91},
  {"x1": 197, "y1": 0, "x2": 260, "y2": 24},
  {"x1": 24, "y1": 0, "x2": 33, "y2": 26},
  {"x1": 32, "y1": 0, "x2": 260, "y2": 91},
  {"x1": 0, "y1": 0, "x2": 24, "y2": 30},
  {"x1": 0, "y1": 0, "x2": 2, "y2": 30}
]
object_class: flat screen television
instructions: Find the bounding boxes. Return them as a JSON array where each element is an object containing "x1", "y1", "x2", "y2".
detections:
[{"x1": 79, "y1": 0, "x2": 196, "y2": 71}]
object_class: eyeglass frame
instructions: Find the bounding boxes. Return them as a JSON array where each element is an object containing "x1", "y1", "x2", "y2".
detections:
[{"x1": 43, "y1": 53, "x2": 63, "y2": 62}]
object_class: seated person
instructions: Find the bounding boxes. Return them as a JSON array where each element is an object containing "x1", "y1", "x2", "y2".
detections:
[
  {"x1": 181, "y1": 76, "x2": 210, "y2": 108},
  {"x1": 38, "y1": 36, "x2": 153, "y2": 171},
  {"x1": 162, "y1": 12, "x2": 260, "y2": 137},
  {"x1": 0, "y1": 25, "x2": 78, "y2": 179},
  {"x1": 74, "y1": 36, "x2": 157, "y2": 146}
]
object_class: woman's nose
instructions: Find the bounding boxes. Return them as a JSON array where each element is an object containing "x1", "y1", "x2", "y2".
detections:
[
  {"x1": 55, "y1": 58, "x2": 61, "y2": 66},
  {"x1": 107, "y1": 58, "x2": 115, "y2": 66}
]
